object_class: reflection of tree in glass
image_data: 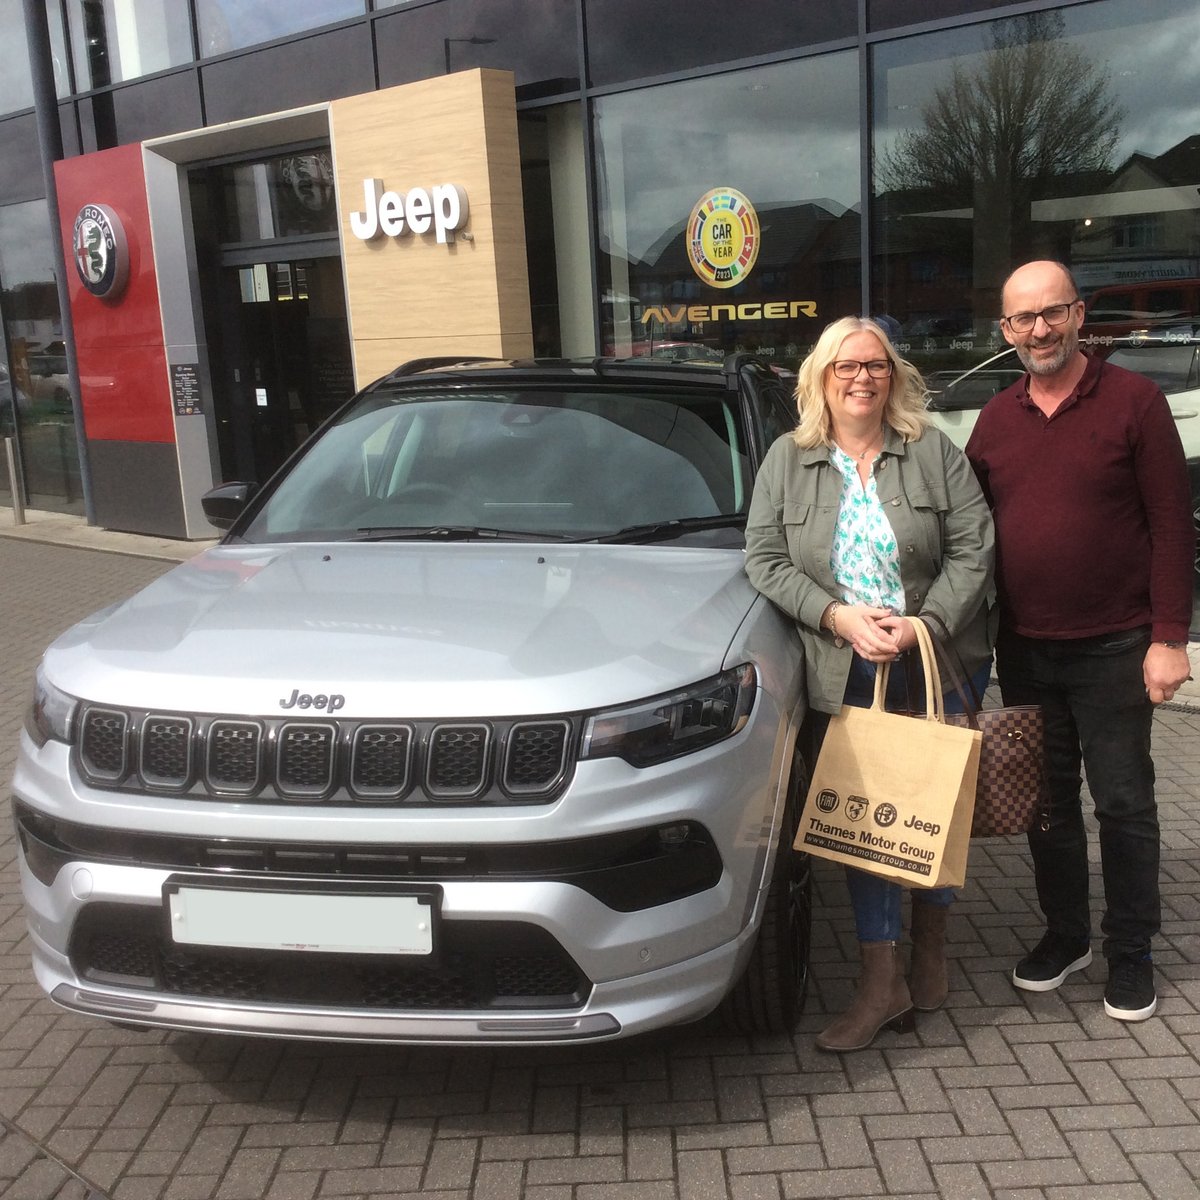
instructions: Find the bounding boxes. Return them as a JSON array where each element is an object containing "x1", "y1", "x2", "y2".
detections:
[{"x1": 879, "y1": 13, "x2": 1122, "y2": 313}]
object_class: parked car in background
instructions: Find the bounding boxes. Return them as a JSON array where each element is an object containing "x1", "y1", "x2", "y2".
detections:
[
  {"x1": 14, "y1": 354, "x2": 813, "y2": 1045},
  {"x1": 1, "y1": 360, "x2": 33, "y2": 419},
  {"x1": 23, "y1": 341, "x2": 71, "y2": 412},
  {"x1": 927, "y1": 334, "x2": 1200, "y2": 578},
  {"x1": 1083, "y1": 279, "x2": 1200, "y2": 338}
]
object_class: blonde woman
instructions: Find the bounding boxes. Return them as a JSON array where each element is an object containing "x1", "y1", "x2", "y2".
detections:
[{"x1": 745, "y1": 316, "x2": 995, "y2": 1052}]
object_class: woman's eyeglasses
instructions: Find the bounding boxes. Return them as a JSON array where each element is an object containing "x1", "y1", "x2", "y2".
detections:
[
  {"x1": 830, "y1": 359, "x2": 893, "y2": 379},
  {"x1": 1001, "y1": 300, "x2": 1080, "y2": 334}
]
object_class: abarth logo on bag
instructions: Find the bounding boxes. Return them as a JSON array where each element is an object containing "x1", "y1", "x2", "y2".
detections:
[
  {"x1": 873, "y1": 802, "x2": 898, "y2": 827},
  {"x1": 845, "y1": 797, "x2": 867, "y2": 822},
  {"x1": 815, "y1": 789, "x2": 839, "y2": 813}
]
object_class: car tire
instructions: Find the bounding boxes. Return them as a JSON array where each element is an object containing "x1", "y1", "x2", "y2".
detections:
[{"x1": 717, "y1": 756, "x2": 812, "y2": 1034}]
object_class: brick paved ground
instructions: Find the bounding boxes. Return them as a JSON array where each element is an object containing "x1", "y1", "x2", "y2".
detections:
[{"x1": 2, "y1": 538, "x2": 1199, "y2": 1200}]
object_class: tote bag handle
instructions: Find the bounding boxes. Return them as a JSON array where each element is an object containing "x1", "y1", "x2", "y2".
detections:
[{"x1": 872, "y1": 616, "x2": 945, "y2": 722}]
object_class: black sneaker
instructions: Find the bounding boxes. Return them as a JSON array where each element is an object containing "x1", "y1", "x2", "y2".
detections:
[
  {"x1": 1012, "y1": 932, "x2": 1092, "y2": 992},
  {"x1": 1104, "y1": 955, "x2": 1157, "y2": 1021}
]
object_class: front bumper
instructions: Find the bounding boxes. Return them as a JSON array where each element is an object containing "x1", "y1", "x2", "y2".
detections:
[
  {"x1": 34, "y1": 924, "x2": 753, "y2": 1044},
  {"x1": 13, "y1": 661, "x2": 799, "y2": 1043}
]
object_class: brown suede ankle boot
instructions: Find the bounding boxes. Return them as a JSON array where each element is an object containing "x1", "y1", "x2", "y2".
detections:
[
  {"x1": 816, "y1": 940, "x2": 915, "y2": 1052},
  {"x1": 909, "y1": 903, "x2": 949, "y2": 1012}
]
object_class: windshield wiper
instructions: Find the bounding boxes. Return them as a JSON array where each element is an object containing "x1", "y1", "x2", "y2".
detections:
[
  {"x1": 582, "y1": 514, "x2": 745, "y2": 545},
  {"x1": 352, "y1": 525, "x2": 575, "y2": 542}
]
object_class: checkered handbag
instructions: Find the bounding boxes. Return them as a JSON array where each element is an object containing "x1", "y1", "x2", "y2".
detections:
[
  {"x1": 944, "y1": 705, "x2": 1048, "y2": 837},
  {"x1": 918, "y1": 620, "x2": 1049, "y2": 838}
]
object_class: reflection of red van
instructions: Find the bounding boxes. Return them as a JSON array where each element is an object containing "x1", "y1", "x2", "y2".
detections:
[{"x1": 1084, "y1": 278, "x2": 1200, "y2": 335}]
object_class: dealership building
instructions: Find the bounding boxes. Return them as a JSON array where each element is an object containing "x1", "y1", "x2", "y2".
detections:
[{"x1": 0, "y1": 0, "x2": 1197, "y2": 539}]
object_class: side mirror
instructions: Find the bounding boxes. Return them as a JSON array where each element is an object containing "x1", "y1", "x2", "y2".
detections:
[{"x1": 201, "y1": 481, "x2": 258, "y2": 530}]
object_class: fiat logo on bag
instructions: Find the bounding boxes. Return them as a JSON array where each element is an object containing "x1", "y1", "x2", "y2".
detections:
[
  {"x1": 815, "y1": 789, "x2": 839, "y2": 813},
  {"x1": 73, "y1": 204, "x2": 129, "y2": 300}
]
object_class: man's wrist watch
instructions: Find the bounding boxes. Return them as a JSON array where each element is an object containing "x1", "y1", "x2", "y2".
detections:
[{"x1": 1158, "y1": 640, "x2": 1187, "y2": 649}]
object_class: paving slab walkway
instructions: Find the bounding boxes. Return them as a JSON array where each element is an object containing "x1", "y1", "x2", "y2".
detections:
[{"x1": 2, "y1": 530, "x2": 1199, "y2": 1200}]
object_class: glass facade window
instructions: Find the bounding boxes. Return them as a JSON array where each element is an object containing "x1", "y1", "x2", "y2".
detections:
[
  {"x1": 198, "y1": 0, "x2": 365, "y2": 57},
  {"x1": 0, "y1": 0, "x2": 70, "y2": 112},
  {"x1": 374, "y1": 0, "x2": 578, "y2": 97},
  {"x1": 212, "y1": 150, "x2": 339, "y2": 244},
  {"x1": 872, "y1": 0, "x2": 1200, "y2": 378},
  {"x1": 869, "y1": 0, "x2": 1016, "y2": 33},
  {"x1": 593, "y1": 53, "x2": 860, "y2": 372},
  {"x1": 585, "y1": 0, "x2": 855, "y2": 87},
  {"x1": 0, "y1": 200, "x2": 79, "y2": 513},
  {"x1": 1, "y1": 0, "x2": 34, "y2": 114},
  {"x1": 0, "y1": 114, "x2": 47, "y2": 206},
  {"x1": 67, "y1": 0, "x2": 193, "y2": 89},
  {"x1": 83, "y1": 71, "x2": 203, "y2": 147},
  {"x1": 199, "y1": 25, "x2": 374, "y2": 122}
]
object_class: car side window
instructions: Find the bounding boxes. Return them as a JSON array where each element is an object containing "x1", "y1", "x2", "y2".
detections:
[{"x1": 757, "y1": 382, "x2": 798, "y2": 449}]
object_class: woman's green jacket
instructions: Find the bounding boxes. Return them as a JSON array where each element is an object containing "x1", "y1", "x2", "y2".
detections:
[{"x1": 744, "y1": 424, "x2": 996, "y2": 714}]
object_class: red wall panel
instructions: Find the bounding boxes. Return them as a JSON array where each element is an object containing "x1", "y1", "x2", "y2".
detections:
[{"x1": 54, "y1": 143, "x2": 174, "y2": 443}]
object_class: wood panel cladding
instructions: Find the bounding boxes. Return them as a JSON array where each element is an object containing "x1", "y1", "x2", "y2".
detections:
[{"x1": 330, "y1": 70, "x2": 533, "y2": 386}]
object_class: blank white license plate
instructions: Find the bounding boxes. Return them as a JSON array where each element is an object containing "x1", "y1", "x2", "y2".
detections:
[{"x1": 167, "y1": 887, "x2": 434, "y2": 955}]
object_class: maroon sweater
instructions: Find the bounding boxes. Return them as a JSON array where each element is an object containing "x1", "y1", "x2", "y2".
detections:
[{"x1": 965, "y1": 353, "x2": 1193, "y2": 643}]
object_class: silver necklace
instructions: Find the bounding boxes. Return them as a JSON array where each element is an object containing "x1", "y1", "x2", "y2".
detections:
[{"x1": 837, "y1": 429, "x2": 883, "y2": 460}]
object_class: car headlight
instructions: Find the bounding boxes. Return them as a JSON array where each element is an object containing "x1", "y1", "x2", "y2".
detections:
[
  {"x1": 25, "y1": 666, "x2": 78, "y2": 748},
  {"x1": 580, "y1": 665, "x2": 756, "y2": 768}
]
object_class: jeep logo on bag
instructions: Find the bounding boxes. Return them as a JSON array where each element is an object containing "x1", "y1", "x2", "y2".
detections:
[{"x1": 904, "y1": 814, "x2": 942, "y2": 837}]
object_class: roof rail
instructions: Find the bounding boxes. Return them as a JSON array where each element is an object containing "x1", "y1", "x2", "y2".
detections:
[
  {"x1": 722, "y1": 352, "x2": 759, "y2": 388},
  {"x1": 383, "y1": 356, "x2": 496, "y2": 381}
]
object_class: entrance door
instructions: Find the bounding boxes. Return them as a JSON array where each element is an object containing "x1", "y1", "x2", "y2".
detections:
[{"x1": 213, "y1": 257, "x2": 354, "y2": 484}]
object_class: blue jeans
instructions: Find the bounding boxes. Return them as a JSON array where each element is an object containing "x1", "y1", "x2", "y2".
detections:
[
  {"x1": 994, "y1": 627, "x2": 1159, "y2": 963},
  {"x1": 811, "y1": 652, "x2": 992, "y2": 942}
]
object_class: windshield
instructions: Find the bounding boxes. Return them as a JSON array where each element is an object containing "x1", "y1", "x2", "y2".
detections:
[
  {"x1": 1104, "y1": 343, "x2": 1200, "y2": 394},
  {"x1": 239, "y1": 384, "x2": 752, "y2": 543}
]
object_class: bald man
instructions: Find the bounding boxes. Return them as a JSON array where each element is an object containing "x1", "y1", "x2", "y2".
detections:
[{"x1": 966, "y1": 259, "x2": 1192, "y2": 1022}]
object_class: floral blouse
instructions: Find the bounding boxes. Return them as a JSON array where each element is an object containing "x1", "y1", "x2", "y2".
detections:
[{"x1": 828, "y1": 445, "x2": 904, "y2": 613}]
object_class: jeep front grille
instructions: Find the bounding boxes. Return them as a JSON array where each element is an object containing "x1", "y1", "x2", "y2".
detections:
[{"x1": 75, "y1": 707, "x2": 573, "y2": 805}]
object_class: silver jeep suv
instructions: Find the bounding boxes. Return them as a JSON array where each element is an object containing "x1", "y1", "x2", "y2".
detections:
[{"x1": 14, "y1": 355, "x2": 812, "y2": 1045}]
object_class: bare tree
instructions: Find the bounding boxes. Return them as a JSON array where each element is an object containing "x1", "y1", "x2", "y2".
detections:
[{"x1": 879, "y1": 13, "x2": 1123, "y2": 315}]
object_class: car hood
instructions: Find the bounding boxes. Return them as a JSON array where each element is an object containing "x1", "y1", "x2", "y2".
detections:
[{"x1": 45, "y1": 542, "x2": 762, "y2": 716}]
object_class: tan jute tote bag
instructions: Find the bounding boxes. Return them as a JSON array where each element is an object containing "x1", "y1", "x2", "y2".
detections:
[{"x1": 794, "y1": 617, "x2": 982, "y2": 888}]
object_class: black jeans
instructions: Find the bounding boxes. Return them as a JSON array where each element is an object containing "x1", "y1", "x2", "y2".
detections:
[{"x1": 995, "y1": 627, "x2": 1160, "y2": 963}]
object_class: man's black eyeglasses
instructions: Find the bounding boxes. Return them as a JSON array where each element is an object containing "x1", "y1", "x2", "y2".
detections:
[{"x1": 1001, "y1": 300, "x2": 1081, "y2": 334}]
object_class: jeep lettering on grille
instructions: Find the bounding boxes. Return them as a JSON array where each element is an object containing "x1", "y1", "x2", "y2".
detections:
[{"x1": 279, "y1": 689, "x2": 345, "y2": 712}]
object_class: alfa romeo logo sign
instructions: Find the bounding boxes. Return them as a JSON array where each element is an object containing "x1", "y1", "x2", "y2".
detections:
[
  {"x1": 687, "y1": 187, "x2": 760, "y2": 289},
  {"x1": 73, "y1": 204, "x2": 129, "y2": 299}
]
